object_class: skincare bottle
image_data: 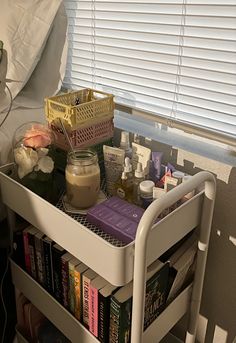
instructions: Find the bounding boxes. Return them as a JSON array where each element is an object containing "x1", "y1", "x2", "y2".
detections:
[
  {"x1": 116, "y1": 171, "x2": 133, "y2": 202},
  {"x1": 133, "y1": 162, "x2": 145, "y2": 205},
  {"x1": 124, "y1": 157, "x2": 133, "y2": 186},
  {"x1": 139, "y1": 180, "x2": 155, "y2": 209},
  {"x1": 120, "y1": 131, "x2": 132, "y2": 158}
]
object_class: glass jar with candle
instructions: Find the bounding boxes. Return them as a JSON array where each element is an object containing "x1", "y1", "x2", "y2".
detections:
[{"x1": 65, "y1": 149, "x2": 100, "y2": 209}]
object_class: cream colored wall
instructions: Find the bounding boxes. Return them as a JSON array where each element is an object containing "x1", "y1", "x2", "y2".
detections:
[
  {"x1": 171, "y1": 149, "x2": 236, "y2": 343},
  {"x1": 114, "y1": 129, "x2": 236, "y2": 343}
]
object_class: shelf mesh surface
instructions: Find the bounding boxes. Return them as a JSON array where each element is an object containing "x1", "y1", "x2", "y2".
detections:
[{"x1": 56, "y1": 179, "x2": 126, "y2": 247}]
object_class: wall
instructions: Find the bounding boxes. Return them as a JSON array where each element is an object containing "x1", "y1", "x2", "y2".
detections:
[
  {"x1": 114, "y1": 128, "x2": 236, "y2": 343},
  {"x1": 162, "y1": 144, "x2": 236, "y2": 343}
]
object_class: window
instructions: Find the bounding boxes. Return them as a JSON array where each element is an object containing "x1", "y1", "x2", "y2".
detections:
[{"x1": 63, "y1": 0, "x2": 236, "y2": 143}]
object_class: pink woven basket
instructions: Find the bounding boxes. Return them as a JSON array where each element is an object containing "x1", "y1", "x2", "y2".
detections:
[{"x1": 50, "y1": 118, "x2": 114, "y2": 151}]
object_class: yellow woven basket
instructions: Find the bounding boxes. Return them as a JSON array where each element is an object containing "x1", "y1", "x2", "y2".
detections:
[{"x1": 45, "y1": 88, "x2": 114, "y2": 128}]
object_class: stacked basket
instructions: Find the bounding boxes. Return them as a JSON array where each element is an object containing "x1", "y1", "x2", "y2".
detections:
[{"x1": 45, "y1": 88, "x2": 114, "y2": 172}]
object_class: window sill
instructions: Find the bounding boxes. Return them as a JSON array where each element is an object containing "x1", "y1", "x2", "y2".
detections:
[{"x1": 114, "y1": 110, "x2": 236, "y2": 167}]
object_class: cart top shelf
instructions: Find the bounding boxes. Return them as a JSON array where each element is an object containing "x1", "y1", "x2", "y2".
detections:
[{"x1": 0, "y1": 164, "x2": 208, "y2": 286}]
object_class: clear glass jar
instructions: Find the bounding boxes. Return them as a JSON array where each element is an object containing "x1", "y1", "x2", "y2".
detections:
[
  {"x1": 13, "y1": 122, "x2": 56, "y2": 203},
  {"x1": 65, "y1": 149, "x2": 100, "y2": 209}
]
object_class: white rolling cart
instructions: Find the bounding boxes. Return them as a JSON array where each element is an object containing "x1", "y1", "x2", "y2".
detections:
[{"x1": 0, "y1": 163, "x2": 216, "y2": 343}]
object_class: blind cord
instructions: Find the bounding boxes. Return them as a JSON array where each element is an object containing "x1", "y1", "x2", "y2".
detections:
[{"x1": 169, "y1": 0, "x2": 187, "y2": 124}]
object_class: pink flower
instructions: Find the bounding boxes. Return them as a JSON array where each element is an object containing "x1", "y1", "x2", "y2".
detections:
[{"x1": 23, "y1": 125, "x2": 52, "y2": 149}]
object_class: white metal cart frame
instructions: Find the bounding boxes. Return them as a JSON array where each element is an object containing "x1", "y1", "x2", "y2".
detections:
[
  {"x1": 132, "y1": 171, "x2": 216, "y2": 343},
  {"x1": 0, "y1": 165, "x2": 216, "y2": 343}
]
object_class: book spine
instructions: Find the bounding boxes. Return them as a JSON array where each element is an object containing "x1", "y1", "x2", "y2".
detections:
[
  {"x1": 98, "y1": 294, "x2": 110, "y2": 343},
  {"x1": 35, "y1": 235, "x2": 45, "y2": 285},
  {"x1": 144, "y1": 262, "x2": 169, "y2": 330},
  {"x1": 109, "y1": 296, "x2": 121, "y2": 343},
  {"x1": 82, "y1": 275, "x2": 91, "y2": 328},
  {"x1": 109, "y1": 297, "x2": 132, "y2": 343},
  {"x1": 61, "y1": 257, "x2": 70, "y2": 309},
  {"x1": 43, "y1": 239, "x2": 54, "y2": 294},
  {"x1": 28, "y1": 231, "x2": 37, "y2": 279},
  {"x1": 68, "y1": 262, "x2": 76, "y2": 314},
  {"x1": 74, "y1": 269, "x2": 82, "y2": 321},
  {"x1": 23, "y1": 230, "x2": 31, "y2": 274},
  {"x1": 89, "y1": 286, "x2": 99, "y2": 337},
  {"x1": 52, "y1": 247, "x2": 64, "y2": 303}
]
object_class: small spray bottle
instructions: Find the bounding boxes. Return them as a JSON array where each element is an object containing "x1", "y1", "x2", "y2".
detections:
[
  {"x1": 120, "y1": 131, "x2": 132, "y2": 158},
  {"x1": 124, "y1": 157, "x2": 133, "y2": 186},
  {"x1": 133, "y1": 162, "x2": 145, "y2": 205}
]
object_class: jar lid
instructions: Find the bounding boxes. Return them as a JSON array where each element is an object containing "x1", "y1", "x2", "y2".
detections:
[
  {"x1": 140, "y1": 180, "x2": 155, "y2": 193},
  {"x1": 67, "y1": 149, "x2": 98, "y2": 166},
  {"x1": 172, "y1": 171, "x2": 185, "y2": 179}
]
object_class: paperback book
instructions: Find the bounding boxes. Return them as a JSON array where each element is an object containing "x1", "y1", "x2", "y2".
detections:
[{"x1": 109, "y1": 259, "x2": 169, "y2": 342}]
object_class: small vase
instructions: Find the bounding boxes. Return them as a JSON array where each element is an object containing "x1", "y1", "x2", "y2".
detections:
[{"x1": 13, "y1": 122, "x2": 57, "y2": 203}]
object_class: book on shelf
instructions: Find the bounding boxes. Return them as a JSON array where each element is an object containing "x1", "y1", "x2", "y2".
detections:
[
  {"x1": 89, "y1": 275, "x2": 108, "y2": 337},
  {"x1": 159, "y1": 231, "x2": 197, "y2": 264},
  {"x1": 98, "y1": 283, "x2": 118, "y2": 343},
  {"x1": 74, "y1": 262, "x2": 89, "y2": 321},
  {"x1": 28, "y1": 226, "x2": 39, "y2": 280},
  {"x1": 34, "y1": 231, "x2": 45, "y2": 285},
  {"x1": 61, "y1": 252, "x2": 74, "y2": 310},
  {"x1": 68, "y1": 257, "x2": 81, "y2": 314},
  {"x1": 109, "y1": 259, "x2": 169, "y2": 343},
  {"x1": 42, "y1": 236, "x2": 54, "y2": 294},
  {"x1": 23, "y1": 226, "x2": 32, "y2": 274},
  {"x1": 82, "y1": 268, "x2": 98, "y2": 328},
  {"x1": 52, "y1": 243, "x2": 66, "y2": 303},
  {"x1": 167, "y1": 240, "x2": 197, "y2": 302}
]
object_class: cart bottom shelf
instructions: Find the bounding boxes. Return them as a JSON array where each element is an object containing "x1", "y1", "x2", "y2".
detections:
[{"x1": 10, "y1": 259, "x2": 192, "y2": 343}]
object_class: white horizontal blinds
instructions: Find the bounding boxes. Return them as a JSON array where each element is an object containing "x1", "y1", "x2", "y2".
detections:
[{"x1": 63, "y1": 0, "x2": 236, "y2": 137}]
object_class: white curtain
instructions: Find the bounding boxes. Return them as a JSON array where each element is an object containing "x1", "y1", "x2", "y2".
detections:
[{"x1": 63, "y1": 0, "x2": 236, "y2": 138}]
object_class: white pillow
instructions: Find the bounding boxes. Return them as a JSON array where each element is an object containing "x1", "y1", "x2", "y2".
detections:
[{"x1": 0, "y1": 0, "x2": 62, "y2": 102}]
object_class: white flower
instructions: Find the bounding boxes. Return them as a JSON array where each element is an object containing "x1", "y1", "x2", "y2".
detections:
[
  {"x1": 36, "y1": 156, "x2": 54, "y2": 173},
  {"x1": 36, "y1": 147, "x2": 49, "y2": 158},
  {"x1": 14, "y1": 147, "x2": 38, "y2": 179}
]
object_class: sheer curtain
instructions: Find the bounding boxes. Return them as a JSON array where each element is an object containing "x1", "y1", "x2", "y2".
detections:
[{"x1": 63, "y1": 0, "x2": 236, "y2": 140}]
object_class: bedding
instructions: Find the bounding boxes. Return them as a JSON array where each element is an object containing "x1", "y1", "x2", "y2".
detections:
[{"x1": 0, "y1": 0, "x2": 63, "y2": 111}]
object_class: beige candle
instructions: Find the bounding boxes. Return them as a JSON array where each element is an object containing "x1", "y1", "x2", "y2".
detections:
[{"x1": 65, "y1": 150, "x2": 100, "y2": 209}]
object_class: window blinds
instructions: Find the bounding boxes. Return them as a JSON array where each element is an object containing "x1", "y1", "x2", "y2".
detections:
[{"x1": 63, "y1": 0, "x2": 236, "y2": 138}]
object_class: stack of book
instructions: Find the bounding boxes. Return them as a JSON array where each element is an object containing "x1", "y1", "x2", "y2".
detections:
[{"x1": 17, "y1": 224, "x2": 196, "y2": 342}]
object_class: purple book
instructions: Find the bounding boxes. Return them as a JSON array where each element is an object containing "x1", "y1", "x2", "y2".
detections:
[{"x1": 87, "y1": 197, "x2": 145, "y2": 243}]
